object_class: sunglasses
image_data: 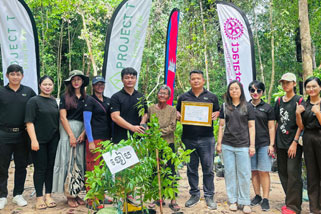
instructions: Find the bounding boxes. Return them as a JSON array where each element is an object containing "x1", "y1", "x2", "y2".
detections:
[{"x1": 250, "y1": 88, "x2": 263, "y2": 94}]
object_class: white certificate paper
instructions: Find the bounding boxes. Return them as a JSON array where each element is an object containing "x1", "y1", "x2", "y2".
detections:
[{"x1": 184, "y1": 105, "x2": 209, "y2": 122}]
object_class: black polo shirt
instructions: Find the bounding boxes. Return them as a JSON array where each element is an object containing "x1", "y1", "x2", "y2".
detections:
[
  {"x1": 176, "y1": 89, "x2": 220, "y2": 139},
  {"x1": 274, "y1": 95, "x2": 303, "y2": 149},
  {"x1": 84, "y1": 94, "x2": 112, "y2": 140},
  {"x1": 219, "y1": 103, "x2": 255, "y2": 147},
  {"x1": 301, "y1": 100, "x2": 321, "y2": 130},
  {"x1": 249, "y1": 100, "x2": 275, "y2": 148},
  {"x1": 25, "y1": 95, "x2": 59, "y2": 143},
  {"x1": 59, "y1": 94, "x2": 85, "y2": 121},
  {"x1": 110, "y1": 88, "x2": 147, "y2": 143},
  {"x1": 0, "y1": 84, "x2": 36, "y2": 144}
]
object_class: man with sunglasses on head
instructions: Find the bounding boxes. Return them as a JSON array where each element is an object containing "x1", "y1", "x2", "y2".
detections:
[
  {"x1": 0, "y1": 64, "x2": 36, "y2": 210},
  {"x1": 248, "y1": 80, "x2": 275, "y2": 212},
  {"x1": 176, "y1": 70, "x2": 220, "y2": 210}
]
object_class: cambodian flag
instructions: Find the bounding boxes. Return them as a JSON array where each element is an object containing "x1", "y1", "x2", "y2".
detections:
[{"x1": 164, "y1": 9, "x2": 180, "y2": 105}]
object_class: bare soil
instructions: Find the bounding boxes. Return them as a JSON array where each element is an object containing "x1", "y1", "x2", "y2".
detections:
[{"x1": 1, "y1": 163, "x2": 309, "y2": 214}]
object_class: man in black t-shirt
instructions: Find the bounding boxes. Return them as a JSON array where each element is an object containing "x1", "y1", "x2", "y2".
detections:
[
  {"x1": 0, "y1": 65, "x2": 36, "y2": 210},
  {"x1": 110, "y1": 67, "x2": 147, "y2": 144},
  {"x1": 176, "y1": 70, "x2": 220, "y2": 210}
]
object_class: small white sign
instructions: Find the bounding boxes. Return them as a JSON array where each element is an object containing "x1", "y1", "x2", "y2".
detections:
[{"x1": 102, "y1": 145, "x2": 139, "y2": 174}]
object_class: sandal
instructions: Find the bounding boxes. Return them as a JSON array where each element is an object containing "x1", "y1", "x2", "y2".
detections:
[
  {"x1": 75, "y1": 196, "x2": 85, "y2": 205},
  {"x1": 67, "y1": 198, "x2": 78, "y2": 208},
  {"x1": 45, "y1": 197, "x2": 57, "y2": 208},
  {"x1": 169, "y1": 202, "x2": 180, "y2": 212},
  {"x1": 36, "y1": 199, "x2": 47, "y2": 210}
]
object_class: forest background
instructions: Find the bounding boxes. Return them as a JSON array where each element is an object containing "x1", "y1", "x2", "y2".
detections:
[{"x1": 0, "y1": 0, "x2": 320, "y2": 106}]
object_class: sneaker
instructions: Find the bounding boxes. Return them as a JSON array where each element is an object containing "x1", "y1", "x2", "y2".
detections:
[
  {"x1": 243, "y1": 205, "x2": 251, "y2": 214},
  {"x1": 205, "y1": 197, "x2": 217, "y2": 210},
  {"x1": 185, "y1": 195, "x2": 200, "y2": 208},
  {"x1": 12, "y1": 195, "x2": 27, "y2": 207},
  {"x1": 250, "y1": 195, "x2": 262, "y2": 206},
  {"x1": 261, "y1": 198, "x2": 270, "y2": 211},
  {"x1": 282, "y1": 207, "x2": 296, "y2": 214},
  {"x1": 0, "y1": 198, "x2": 7, "y2": 210},
  {"x1": 229, "y1": 203, "x2": 238, "y2": 211}
]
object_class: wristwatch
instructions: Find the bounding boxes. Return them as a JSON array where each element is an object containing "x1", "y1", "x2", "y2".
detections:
[{"x1": 293, "y1": 139, "x2": 299, "y2": 143}]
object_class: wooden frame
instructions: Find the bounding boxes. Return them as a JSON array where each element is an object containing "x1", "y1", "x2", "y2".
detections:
[{"x1": 180, "y1": 101, "x2": 213, "y2": 127}]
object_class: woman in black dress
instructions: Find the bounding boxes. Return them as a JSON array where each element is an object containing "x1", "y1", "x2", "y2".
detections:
[{"x1": 25, "y1": 75, "x2": 59, "y2": 209}]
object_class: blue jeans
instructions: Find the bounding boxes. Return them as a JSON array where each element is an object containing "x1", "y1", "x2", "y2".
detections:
[
  {"x1": 222, "y1": 144, "x2": 251, "y2": 205},
  {"x1": 183, "y1": 136, "x2": 215, "y2": 198},
  {"x1": 251, "y1": 146, "x2": 273, "y2": 172}
]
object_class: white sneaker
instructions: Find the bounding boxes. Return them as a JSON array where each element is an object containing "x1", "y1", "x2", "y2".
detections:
[
  {"x1": 0, "y1": 197, "x2": 7, "y2": 209},
  {"x1": 12, "y1": 195, "x2": 27, "y2": 207}
]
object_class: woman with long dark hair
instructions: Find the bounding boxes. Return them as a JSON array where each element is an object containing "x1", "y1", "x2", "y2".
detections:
[
  {"x1": 216, "y1": 80, "x2": 255, "y2": 214},
  {"x1": 52, "y1": 70, "x2": 88, "y2": 208},
  {"x1": 25, "y1": 76, "x2": 59, "y2": 210},
  {"x1": 248, "y1": 80, "x2": 275, "y2": 212},
  {"x1": 296, "y1": 76, "x2": 321, "y2": 214}
]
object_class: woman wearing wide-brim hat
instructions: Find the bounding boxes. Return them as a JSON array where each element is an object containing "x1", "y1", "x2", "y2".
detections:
[{"x1": 52, "y1": 70, "x2": 88, "y2": 208}]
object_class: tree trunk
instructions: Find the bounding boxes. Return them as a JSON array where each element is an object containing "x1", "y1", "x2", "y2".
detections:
[
  {"x1": 267, "y1": 0, "x2": 275, "y2": 104},
  {"x1": 199, "y1": 0, "x2": 210, "y2": 89},
  {"x1": 80, "y1": 11, "x2": 97, "y2": 76},
  {"x1": 253, "y1": 5, "x2": 267, "y2": 98},
  {"x1": 299, "y1": 0, "x2": 313, "y2": 83},
  {"x1": 57, "y1": 21, "x2": 64, "y2": 99},
  {"x1": 68, "y1": 21, "x2": 72, "y2": 73}
]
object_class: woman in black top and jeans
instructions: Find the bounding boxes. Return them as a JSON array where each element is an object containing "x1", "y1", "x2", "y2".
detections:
[
  {"x1": 25, "y1": 76, "x2": 59, "y2": 209},
  {"x1": 296, "y1": 77, "x2": 321, "y2": 214}
]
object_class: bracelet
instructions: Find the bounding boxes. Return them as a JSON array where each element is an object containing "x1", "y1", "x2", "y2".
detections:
[{"x1": 293, "y1": 139, "x2": 299, "y2": 143}]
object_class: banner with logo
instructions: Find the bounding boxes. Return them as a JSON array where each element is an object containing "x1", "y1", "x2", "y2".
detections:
[
  {"x1": 0, "y1": 0, "x2": 39, "y2": 93},
  {"x1": 217, "y1": 1, "x2": 256, "y2": 99},
  {"x1": 164, "y1": 9, "x2": 180, "y2": 105},
  {"x1": 102, "y1": 0, "x2": 152, "y2": 97}
]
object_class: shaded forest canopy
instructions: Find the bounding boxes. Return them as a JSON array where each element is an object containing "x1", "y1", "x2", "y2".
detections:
[{"x1": 0, "y1": 0, "x2": 320, "y2": 105}]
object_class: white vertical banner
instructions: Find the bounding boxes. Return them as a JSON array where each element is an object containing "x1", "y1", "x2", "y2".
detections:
[
  {"x1": 0, "y1": 0, "x2": 39, "y2": 93},
  {"x1": 217, "y1": 1, "x2": 256, "y2": 100},
  {"x1": 102, "y1": 0, "x2": 152, "y2": 97}
]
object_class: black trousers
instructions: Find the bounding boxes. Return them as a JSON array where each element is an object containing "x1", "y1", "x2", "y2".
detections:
[
  {"x1": 277, "y1": 146, "x2": 303, "y2": 213},
  {"x1": 31, "y1": 135, "x2": 59, "y2": 197},
  {"x1": 183, "y1": 136, "x2": 215, "y2": 198},
  {"x1": 303, "y1": 129, "x2": 321, "y2": 214},
  {"x1": 0, "y1": 141, "x2": 29, "y2": 198}
]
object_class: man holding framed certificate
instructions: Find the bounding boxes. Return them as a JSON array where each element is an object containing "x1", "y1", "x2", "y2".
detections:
[{"x1": 176, "y1": 70, "x2": 220, "y2": 210}]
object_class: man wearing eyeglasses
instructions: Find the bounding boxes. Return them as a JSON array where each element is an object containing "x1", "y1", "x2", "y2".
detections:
[{"x1": 176, "y1": 70, "x2": 220, "y2": 210}]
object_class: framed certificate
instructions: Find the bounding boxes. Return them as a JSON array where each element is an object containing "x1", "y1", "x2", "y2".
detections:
[{"x1": 181, "y1": 101, "x2": 213, "y2": 127}]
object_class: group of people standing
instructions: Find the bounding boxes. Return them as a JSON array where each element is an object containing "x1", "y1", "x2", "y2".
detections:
[{"x1": 0, "y1": 64, "x2": 320, "y2": 214}]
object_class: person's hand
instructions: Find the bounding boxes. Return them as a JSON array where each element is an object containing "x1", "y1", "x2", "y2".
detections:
[
  {"x1": 268, "y1": 145, "x2": 274, "y2": 156},
  {"x1": 31, "y1": 140, "x2": 40, "y2": 151},
  {"x1": 296, "y1": 102, "x2": 305, "y2": 114},
  {"x1": 288, "y1": 141, "x2": 297, "y2": 159},
  {"x1": 77, "y1": 132, "x2": 85, "y2": 144},
  {"x1": 176, "y1": 111, "x2": 181, "y2": 120},
  {"x1": 88, "y1": 142, "x2": 96, "y2": 152},
  {"x1": 249, "y1": 146, "x2": 255, "y2": 157},
  {"x1": 130, "y1": 125, "x2": 145, "y2": 133},
  {"x1": 212, "y1": 111, "x2": 219, "y2": 120},
  {"x1": 69, "y1": 135, "x2": 77, "y2": 147},
  {"x1": 216, "y1": 143, "x2": 222, "y2": 154},
  {"x1": 311, "y1": 103, "x2": 320, "y2": 114}
]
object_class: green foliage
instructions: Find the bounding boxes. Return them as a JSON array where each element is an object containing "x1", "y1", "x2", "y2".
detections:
[{"x1": 85, "y1": 114, "x2": 193, "y2": 208}]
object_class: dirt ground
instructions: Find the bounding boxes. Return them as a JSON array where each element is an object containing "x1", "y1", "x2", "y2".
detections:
[{"x1": 1, "y1": 162, "x2": 310, "y2": 214}]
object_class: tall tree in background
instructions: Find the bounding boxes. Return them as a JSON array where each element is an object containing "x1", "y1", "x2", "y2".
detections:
[{"x1": 299, "y1": 0, "x2": 313, "y2": 83}]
